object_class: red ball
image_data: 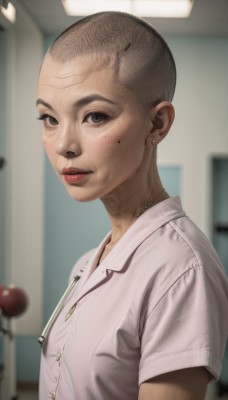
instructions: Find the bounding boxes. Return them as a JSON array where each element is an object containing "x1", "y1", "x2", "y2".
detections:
[
  {"x1": 0, "y1": 283, "x2": 4, "y2": 298},
  {"x1": 0, "y1": 283, "x2": 4, "y2": 313},
  {"x1": 0, "y1": 285, "x2": 28, "y2": 317}
]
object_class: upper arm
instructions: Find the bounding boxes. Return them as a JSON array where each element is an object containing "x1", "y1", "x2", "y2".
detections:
[
  {"x1": 138, "y1": 367, "x2": 209, "y2": 400},
  {"x1": 139, "y1": 266, "x2": 226, "y2": 384}
]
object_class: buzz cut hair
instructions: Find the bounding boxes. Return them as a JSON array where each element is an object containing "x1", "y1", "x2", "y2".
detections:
[{"x1": 48, "y1": 11, "x2": 176, "y2": 106}]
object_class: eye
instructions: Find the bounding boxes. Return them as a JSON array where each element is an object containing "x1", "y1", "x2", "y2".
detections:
[
  {"x1": 84, "y1": 112, "x2": 110, "y2": 125},
  {"x1": 38, "y1": 114, "x2": 59, "y2": 128}
]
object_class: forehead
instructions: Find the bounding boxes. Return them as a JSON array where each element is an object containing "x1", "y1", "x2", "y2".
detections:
[
  {"x1": 40, "y1": 55, "x2": 118, "y2": 96},
  {"x1": 39, "y1": 55, "x2": 110, "y2": 86},
  {"x1": 38, "y1": 54, "x2": 140, "y2": 108}
]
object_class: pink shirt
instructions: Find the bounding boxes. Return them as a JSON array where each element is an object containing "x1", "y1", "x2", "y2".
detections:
[{"x1": 39, "y1": 197, "x2": 228, "y2": 400}]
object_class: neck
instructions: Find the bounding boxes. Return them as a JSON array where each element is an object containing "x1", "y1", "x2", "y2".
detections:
[
  {"x1": 101, "y1": 178, "x2": 168, "y2": 245},
  {"x1": 97, "y1": 184, "x2": 168, "y2": 266}
]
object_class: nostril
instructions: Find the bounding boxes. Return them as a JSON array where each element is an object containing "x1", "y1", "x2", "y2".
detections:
[{"x1": 65, "y1": 151, "x2": 76, "y2": 158}]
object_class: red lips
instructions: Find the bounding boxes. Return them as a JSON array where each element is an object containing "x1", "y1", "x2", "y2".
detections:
[
  {"x1": 62, "y1": 167, "x2": 92, "y2": 184},
  {"x1": 62, "y1": 167, "x2": 89, "y2": 175}
]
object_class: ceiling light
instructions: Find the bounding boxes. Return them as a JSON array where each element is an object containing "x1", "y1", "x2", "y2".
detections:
[
  {"x1": 134, "y1": 0, "x2": 193, "y2": 17},
  {"x1": 62, "y1": 0, "x2": 131, "y2": 15},
  {"x1": 0, "y1": 2, "x2": 16, "y2": 23},
  {"x1": 62, "y1": 0, "x2": 194, "y2": 18}
]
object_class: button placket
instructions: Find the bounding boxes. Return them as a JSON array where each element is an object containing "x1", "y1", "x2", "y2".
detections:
[
  {"x1": 56, "y1": 348, "x2": 62, "y2": 363},
  {"x1": 49, "y1": 367, "x2": 61, "y2": 399},
  {"x1": 51, "y1": 300, "x2": 79, "y2": 396},
  {"x1": 46, "y1": 262, "x2": 90, "y2": 399},
  {"x1": 65, "y1": 302, "x2": 77, "y2": 321}
]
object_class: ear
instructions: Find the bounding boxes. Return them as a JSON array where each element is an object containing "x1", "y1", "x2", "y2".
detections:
[{"x1": 146, "y1": 101, "x2": 175, "y2": 145}]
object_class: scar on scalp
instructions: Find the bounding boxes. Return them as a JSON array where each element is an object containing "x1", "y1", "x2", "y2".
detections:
[{"x1": 124, "y1": 43, "x2": 131, "y2": 52}]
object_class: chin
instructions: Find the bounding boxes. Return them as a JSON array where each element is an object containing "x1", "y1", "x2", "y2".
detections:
[{"x1": 65, "y1": 185, "x2": 100, "y2": 203}]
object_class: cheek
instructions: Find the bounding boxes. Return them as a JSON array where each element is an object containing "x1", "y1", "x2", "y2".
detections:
[
  {"x1": 95, "y1": 124, "x2": 144, "y2": 157},
  {"x1": 43, "y1": 139, "x2": 57, "y2": 166},
  {"x1": 88, "y1": 134, "x2": 122, "y2": 157},
  {"x1": 90, "y1": 133, "x2": 143, "y2": 172}
]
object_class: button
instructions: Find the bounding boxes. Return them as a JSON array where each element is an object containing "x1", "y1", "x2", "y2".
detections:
[
  {"x1": 56, "y1": 349, "x2": 62, "y2": 362},
  {"x1": 49, "y1": 392, "x2": 55, "y2": 399},
  {"x1": 65, "y1": 303, "x2": 77, "y2": 321}
]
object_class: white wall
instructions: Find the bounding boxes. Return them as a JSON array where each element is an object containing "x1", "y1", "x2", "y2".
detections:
[
  {"x1": 159, "y1": 36, "x2": 228, "y2": 236},
  {"x1": 1, "y1": 2, "x2": 44, "y2": 395},
  {"x1": 4, "y1": 0, "x2": 44, "y2": 335}
]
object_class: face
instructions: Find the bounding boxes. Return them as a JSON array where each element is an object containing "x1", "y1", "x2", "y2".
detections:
[{"x1": 37, "y1": 55, "x2": 153, "y2": 203}]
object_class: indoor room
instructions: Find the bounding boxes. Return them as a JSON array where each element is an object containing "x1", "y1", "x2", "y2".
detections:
[{"x1": 0, "y1": 0, "x2": 227, "y2": 399}]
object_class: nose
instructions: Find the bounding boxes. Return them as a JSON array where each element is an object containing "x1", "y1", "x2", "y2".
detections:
[{"x1": 55, "y1": 124, "x2": 81, "y2": 158}]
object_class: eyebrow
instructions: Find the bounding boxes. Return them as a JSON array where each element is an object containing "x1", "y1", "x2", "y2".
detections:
[
  {"x1": 36, "y1": 94, "x2": 117, "y2": 109},
  {"x1": 36, "y1": 99, "x2": 54, "y2": 109}
]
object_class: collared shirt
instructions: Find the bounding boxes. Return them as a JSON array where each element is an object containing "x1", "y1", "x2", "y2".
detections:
[{"x1": 39, "y1": 197, "x2": 228, "y2": 400}]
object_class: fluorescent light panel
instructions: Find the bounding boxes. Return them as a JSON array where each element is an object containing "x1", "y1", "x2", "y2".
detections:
[
  {"x1": 0, "y1": 2, "x2": 16, "y2": 23},
  {"x1": 62, "y1": 0, "x2": 194, "y2": 18}
]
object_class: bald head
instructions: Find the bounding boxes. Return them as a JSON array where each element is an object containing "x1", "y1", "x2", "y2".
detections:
[{"x1": 47, "y1": 12, "x2": 176, "y2": 106}]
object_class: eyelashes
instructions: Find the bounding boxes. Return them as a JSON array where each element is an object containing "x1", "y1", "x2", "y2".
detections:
[
  {"x1": 37, "y1": 111, "x2": 111, "y2": 128},
  {"x1": 83, "y1": 111, "x2": 110, "y2": 125},
  {"x1": 38, "y1": 114, "x2": 58, "y2": 127}
]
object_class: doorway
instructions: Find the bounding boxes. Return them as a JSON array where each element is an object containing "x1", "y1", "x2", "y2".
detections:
[{"x1": 211, "y1": 156, "x2": 228, "y2": 395}]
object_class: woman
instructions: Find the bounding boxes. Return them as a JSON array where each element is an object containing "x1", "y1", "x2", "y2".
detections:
[{"x1": 37, "y1": 11, "x2": 228, "y2": 400}]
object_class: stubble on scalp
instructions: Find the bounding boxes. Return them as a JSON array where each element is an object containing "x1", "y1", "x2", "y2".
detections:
[{"x1": 47, "y1": 12, "x2": 176, "y2": 108}]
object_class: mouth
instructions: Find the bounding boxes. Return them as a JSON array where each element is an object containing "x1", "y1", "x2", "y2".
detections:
[{"x1": 62, "y1": 167, "x2": 92, "y2": 184}]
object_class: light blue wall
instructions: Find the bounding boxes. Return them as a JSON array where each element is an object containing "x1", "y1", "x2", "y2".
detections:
[
  {"x1": 159, "y1": 166, "x2": 181, "y2": 197},
  {"x1": 16, "y1": 336, "x2": 41, "y2": 382}
]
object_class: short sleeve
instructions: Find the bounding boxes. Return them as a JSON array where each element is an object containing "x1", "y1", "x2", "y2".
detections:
[{"x1": 139, "y1": 265, "x2": 228, "y2": 384}]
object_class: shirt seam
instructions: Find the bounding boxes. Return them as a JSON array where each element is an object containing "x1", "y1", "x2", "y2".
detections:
[
  {"x1": 147, "y1": 264, "x2": 205, "y2": 318},
  {"x1": 146, "y1": 218, "x2": 207, "y2": 315},
  {"x1": 169, "y1": 219, "x2": 202, "y2": 266}
]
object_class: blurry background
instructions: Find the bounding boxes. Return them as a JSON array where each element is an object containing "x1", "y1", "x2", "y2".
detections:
[{"x1": 0, "y1": 0, "x2": 227, "y2": 398}]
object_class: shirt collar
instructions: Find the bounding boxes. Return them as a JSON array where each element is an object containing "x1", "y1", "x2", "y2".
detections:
[{"x1": 96, "y1": 196, "x2": 185, "y2": 273}]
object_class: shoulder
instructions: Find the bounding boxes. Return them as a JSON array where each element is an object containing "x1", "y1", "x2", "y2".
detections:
[{"x1": 139, "y1": 213, "x2": 224, "y2": 281}]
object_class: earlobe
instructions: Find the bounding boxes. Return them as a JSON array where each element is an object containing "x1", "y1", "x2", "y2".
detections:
[{"x1": 149, "y1": 101, "x2": 175, "y2": 144}]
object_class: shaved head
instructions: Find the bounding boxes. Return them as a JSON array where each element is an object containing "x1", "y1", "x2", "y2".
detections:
[{"x1": 46, "y1": 12, "x2": 176, "y2": 106}]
